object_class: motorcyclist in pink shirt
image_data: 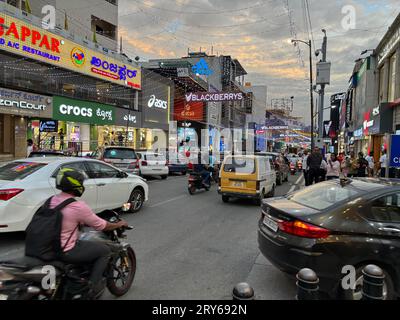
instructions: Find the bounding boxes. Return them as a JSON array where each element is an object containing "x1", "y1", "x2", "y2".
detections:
[{"x1": 52, "y1": 168, "x2": 128, "y2": 299}]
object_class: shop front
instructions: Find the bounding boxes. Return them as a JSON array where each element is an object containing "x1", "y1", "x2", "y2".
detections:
[
  {"x1": 140, "y1": 70, "x2": 173, "y2": 151},
  {"x1": 351, "y1": 103, "x2": 393, "y2": 161},
  {"x1": 0, "y1": 87, "x2": 52, "y2": 160},
  {"x1": 112, "y1": 108, "x2": 142, "y2": 148},
  {"x1": 52, "y1": 96, "x2": 115, "y2": 153}
]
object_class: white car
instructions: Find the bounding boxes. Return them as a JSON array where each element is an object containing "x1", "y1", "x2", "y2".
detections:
[
  {"x1": 0, "y1": 157, "x2": 149, "y2": 233},
  {"x1": 137, "y1": 152, "x2": 169, "y2": 179}
]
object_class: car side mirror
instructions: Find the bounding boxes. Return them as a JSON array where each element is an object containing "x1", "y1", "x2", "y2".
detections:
[{"x1": 117, "y1": 171, "x2": 128, "y2": 179}]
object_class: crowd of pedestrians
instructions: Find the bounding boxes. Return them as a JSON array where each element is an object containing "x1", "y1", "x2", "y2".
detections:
[{"x1": 302, "y1": 148, "x2": 390, "y2": 186}]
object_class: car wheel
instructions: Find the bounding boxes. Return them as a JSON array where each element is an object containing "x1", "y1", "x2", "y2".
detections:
[
  {"x1": 255, "y1": 190, "x2": 265, "y2": 206},
  {"x1": 267, "y1": 185, "x2": 276, "y2": 198},
  {"x1": 182, "y1": 171, "x2": 187, "y2": 176},
  {"x1": 128, "y1": 188, "x2": 145, "y2": 213},
  {"x1": 222, "y1": 195, "x2": 230, "y2": 203},
  {"x1": 276, "y1": 174, "x2": 282, "y2": 186},
  {"x1": 338, "y1": 265, "x2": 395, "y2": 300},
  {"x1": 161, "y1": 175, "x2": 168, "y2": 180}
]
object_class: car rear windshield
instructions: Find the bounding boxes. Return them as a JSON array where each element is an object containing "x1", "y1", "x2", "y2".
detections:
[
  {"x1": 0, "y1": 162, "x2": 47, "y2": 181},
  {"x1": 287, "y1": 180, "x2": 383, "y2": 210},
  {"x1": 104, "y1": 148, "x2": 137, "y2": 160},
  {"x1": 223, "y1": 158, "x2": 255, "y2": 174}
]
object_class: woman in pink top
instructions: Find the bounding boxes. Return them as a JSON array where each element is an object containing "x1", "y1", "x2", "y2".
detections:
[
  {"x1": 326, "y1": 153, "x2": 341, "y2": 180},
  {"x1": 52, "y1": 168, "x2": 128, "y2": 298}
]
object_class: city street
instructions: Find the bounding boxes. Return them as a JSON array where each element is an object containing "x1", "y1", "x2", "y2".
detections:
[{"x1": 0, "y1": 173, "x2": 304, "y2": 300}]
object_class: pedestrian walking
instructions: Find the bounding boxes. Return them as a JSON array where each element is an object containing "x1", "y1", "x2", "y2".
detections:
[
  {"x1": 319, "y1": 158, "x2": 327, "y2": 182},
  {"x1": 307, "y1": 147, "x2": 323, "y2": 185},
  {"x1": 117, "y1": 132, "x2": 124, "y2": 146},
  {"x1": 357, "y1": 152, "x2": 369, "y2": 177},
  {"x1": 59, "y1": 128, "x2": 65, "y2": 151},
  {"x1": 365, "y1": 151, "x2": 375, "y2": 177},
  {"x1": 348, "y1": 152, "x2": 359, "y2": 178},
  {"x1": 326, "y1": 153, "x2": 340, "y2": 180},
  {"x1": 302, "y1": 150, "x2": 310, "y2": 186},
  {"x1": 380, "y1": 150, "x2": 388, "y2": 178}
]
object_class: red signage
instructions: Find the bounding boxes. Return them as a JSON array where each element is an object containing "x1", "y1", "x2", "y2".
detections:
[
  {"x1": 0, "y1": 17, "x2": 60, "y2": 53},
  {"x1": 174, "y1": 99, "x2": 204, "y2": 121}
]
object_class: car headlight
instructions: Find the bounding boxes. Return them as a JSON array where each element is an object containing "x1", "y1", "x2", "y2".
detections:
[{"x1": 0, "y1": 270, "x2": 15, "y2": 281}]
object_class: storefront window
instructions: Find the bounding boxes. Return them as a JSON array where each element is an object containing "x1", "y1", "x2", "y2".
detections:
[
  {"x1": 97, "y1": 125, "x2": 137, "y2": 148},
  {"x1": 388, "y1": 53, "x2": 397, "y2": 102}
]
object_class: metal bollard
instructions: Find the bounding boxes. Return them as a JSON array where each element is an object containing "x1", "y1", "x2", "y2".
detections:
[
  {"x1": 296, "y1": 268, "x2": 319, "y2": 300},
  {"x1": 232, "y1": 282, "x2": 255, "y2": 300},
  {"x1": 362, "y1": 265, "x2": 385, "y2": 300}
]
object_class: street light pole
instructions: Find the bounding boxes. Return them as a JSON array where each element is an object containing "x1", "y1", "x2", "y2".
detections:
[
  {"x1": 318, "y1": 30, "x2": 328, "y2": 141},
  {"x1": 291, "y1": 39, "x2": 314, "y2": 149}
]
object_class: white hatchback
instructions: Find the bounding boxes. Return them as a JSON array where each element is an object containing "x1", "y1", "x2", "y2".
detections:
[
  {"x1": 137, "y1": 152, "x2": 169, "y2": 179},
  {"x1": 0, "y1": 157, "x2": 149, "y2": 233}
]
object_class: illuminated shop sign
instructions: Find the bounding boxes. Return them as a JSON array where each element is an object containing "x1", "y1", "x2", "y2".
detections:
[
  {"x1": 0, "y1": 13, "x2": 141, "y2": 89},
  {"x1": 0, "y1": 87, "x2": 52, "y2": 118},
  {"x1": 192, "y1": 58, "x2": 213, "y2": 76},
  {"x1": 185, "y1": 92, "x2": 243, "y2": 102}
]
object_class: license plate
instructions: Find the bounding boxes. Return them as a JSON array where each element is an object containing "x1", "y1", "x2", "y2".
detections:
[
  {"x1": 232, "y1": 181, "x2": 244, "y2": 187},
  {"x1": 263, "y1": 216, "x2": 278, "y2": 232},
  {"x1": 0, "y1": 294, "x2": 8, "y2": 300}
]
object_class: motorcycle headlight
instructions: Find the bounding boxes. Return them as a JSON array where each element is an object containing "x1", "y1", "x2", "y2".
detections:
[{"x1": 0, "y1": 270, "x2": 15, "y2": 281}]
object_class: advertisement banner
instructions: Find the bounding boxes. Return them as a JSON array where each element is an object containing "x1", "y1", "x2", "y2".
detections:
[
  {"x1": 53, "y1": 96, "x2": 115, "y2": 125},
  {"x1": 390, "y1": 135, "x2": 400, "y2": 168},
  {"x1": 0, "y1": 13, "x2": 141, "y2": 89},
  {"x1": 174, "y1": 100, "x2": 204, "y2": 121},
  {"x1": 114, "y1": 108, "x2": 142, "y2": 127},
  {"x1": 0, "y1": 87, "x2": 52, "y2": 118},
  {"x1": 39, "y1": 120, "x2": 58, "y2": 132},
  {"x1": 185, "y1": 92, "x2": 244, "y2": 103}
]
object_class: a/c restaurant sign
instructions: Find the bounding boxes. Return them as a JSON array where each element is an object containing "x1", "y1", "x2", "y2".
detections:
[
  {"x1": 0, "y1": 12, "x2": 141, "y2": 89},
  {"x1": 53, "y1": 96, "x2": 115, "y2": 125}
]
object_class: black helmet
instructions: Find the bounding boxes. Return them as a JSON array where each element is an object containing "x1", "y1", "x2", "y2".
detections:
[{"x1": 56, "y1": 168, "x2": 86, "y2": 197}]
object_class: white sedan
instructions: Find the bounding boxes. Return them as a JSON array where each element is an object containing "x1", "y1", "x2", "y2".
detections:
[{"x1": 0, "y1": 157, "x2": 149, "y2": 233}]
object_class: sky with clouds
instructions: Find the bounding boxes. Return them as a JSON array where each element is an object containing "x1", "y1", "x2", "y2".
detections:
[{"x1": 118, "y1": 0, "x2": 399, "y2": 124}]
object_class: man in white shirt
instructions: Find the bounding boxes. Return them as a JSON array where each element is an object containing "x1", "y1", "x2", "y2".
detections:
[
  {"x1": 365, "y1": 151, "x2": 375, "y2": 177},
  {"x1": 380, "y1": 150, "x2": 387, "y2": 177}
]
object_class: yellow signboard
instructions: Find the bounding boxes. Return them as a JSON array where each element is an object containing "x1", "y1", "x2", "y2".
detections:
[{"x1": 0, "y1": 12, "x2": 141, "y2": 89}]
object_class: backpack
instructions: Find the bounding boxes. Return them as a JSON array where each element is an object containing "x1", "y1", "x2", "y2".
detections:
[{"x1": 25, "y1": 197, "x2": 76, "y2": 261}]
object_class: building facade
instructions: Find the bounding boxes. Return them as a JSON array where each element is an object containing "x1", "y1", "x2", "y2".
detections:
[{"x1": 0, "y1": 2, "x2": 142, "y2": 160}]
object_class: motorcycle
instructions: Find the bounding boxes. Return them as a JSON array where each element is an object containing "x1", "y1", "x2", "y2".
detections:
[
  {"x1": 0, "y1": 209, "x2": 136, "y2": 300},
  {"x1": 290, "y1": 162, "x2": 297, "y2": 175},
  {"x1": 297, "y1": 160, "x2": 303, "y2": 172},
  {"x1": 188, "y1": 172, "x2": 210, "y2": 195}
]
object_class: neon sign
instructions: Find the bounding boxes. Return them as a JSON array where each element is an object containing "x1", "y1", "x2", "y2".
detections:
[{"x1": 192, "y1": 58, "x2": 213, "y2": 76}]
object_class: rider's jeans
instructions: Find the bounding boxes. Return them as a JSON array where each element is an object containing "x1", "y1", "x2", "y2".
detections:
[{"x1": 61, "y1": 240, "x2": 111, "y2": 289}]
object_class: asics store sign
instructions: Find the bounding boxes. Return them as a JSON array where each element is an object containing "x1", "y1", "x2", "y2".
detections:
[{"x1": 148, "y1": 95, "x2": 167, "y2": 109}]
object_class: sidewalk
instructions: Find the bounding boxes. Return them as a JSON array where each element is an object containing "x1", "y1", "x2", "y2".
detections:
[
  {"x1": 245, "y1": 254, "x2": 297, "y2": 300},
  {"x1": 244, "y1": 177, "x2": 305, "y2": 300}
]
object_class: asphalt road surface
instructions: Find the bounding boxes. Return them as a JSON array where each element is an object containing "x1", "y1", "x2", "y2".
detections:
[{"x1": 0, "y1": 173, "x2": 304, "y2": 300}]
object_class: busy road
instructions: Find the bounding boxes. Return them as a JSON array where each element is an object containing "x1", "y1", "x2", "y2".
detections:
[{"x1": 0, "y1": 173, "x2": 303, "y2": 300}]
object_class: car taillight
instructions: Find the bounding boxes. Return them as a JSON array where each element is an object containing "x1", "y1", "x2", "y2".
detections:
[
  {"x1": 278, "y1": 220, "x2": 330, "y2": 239},
  {"x1": 141, "y1": 161, "x2": 148, "y2": 166},
  {"x1": 0, "y1": 189, "x2": 24, "y2": 201}
]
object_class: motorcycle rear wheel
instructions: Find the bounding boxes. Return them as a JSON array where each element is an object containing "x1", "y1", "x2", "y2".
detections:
[
  {"x1": 188, "y1": 186, "x2": 196, "y2": 195},
  {"x1": 107, "y1": 247, "x2": 136, "y2": 297}
]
